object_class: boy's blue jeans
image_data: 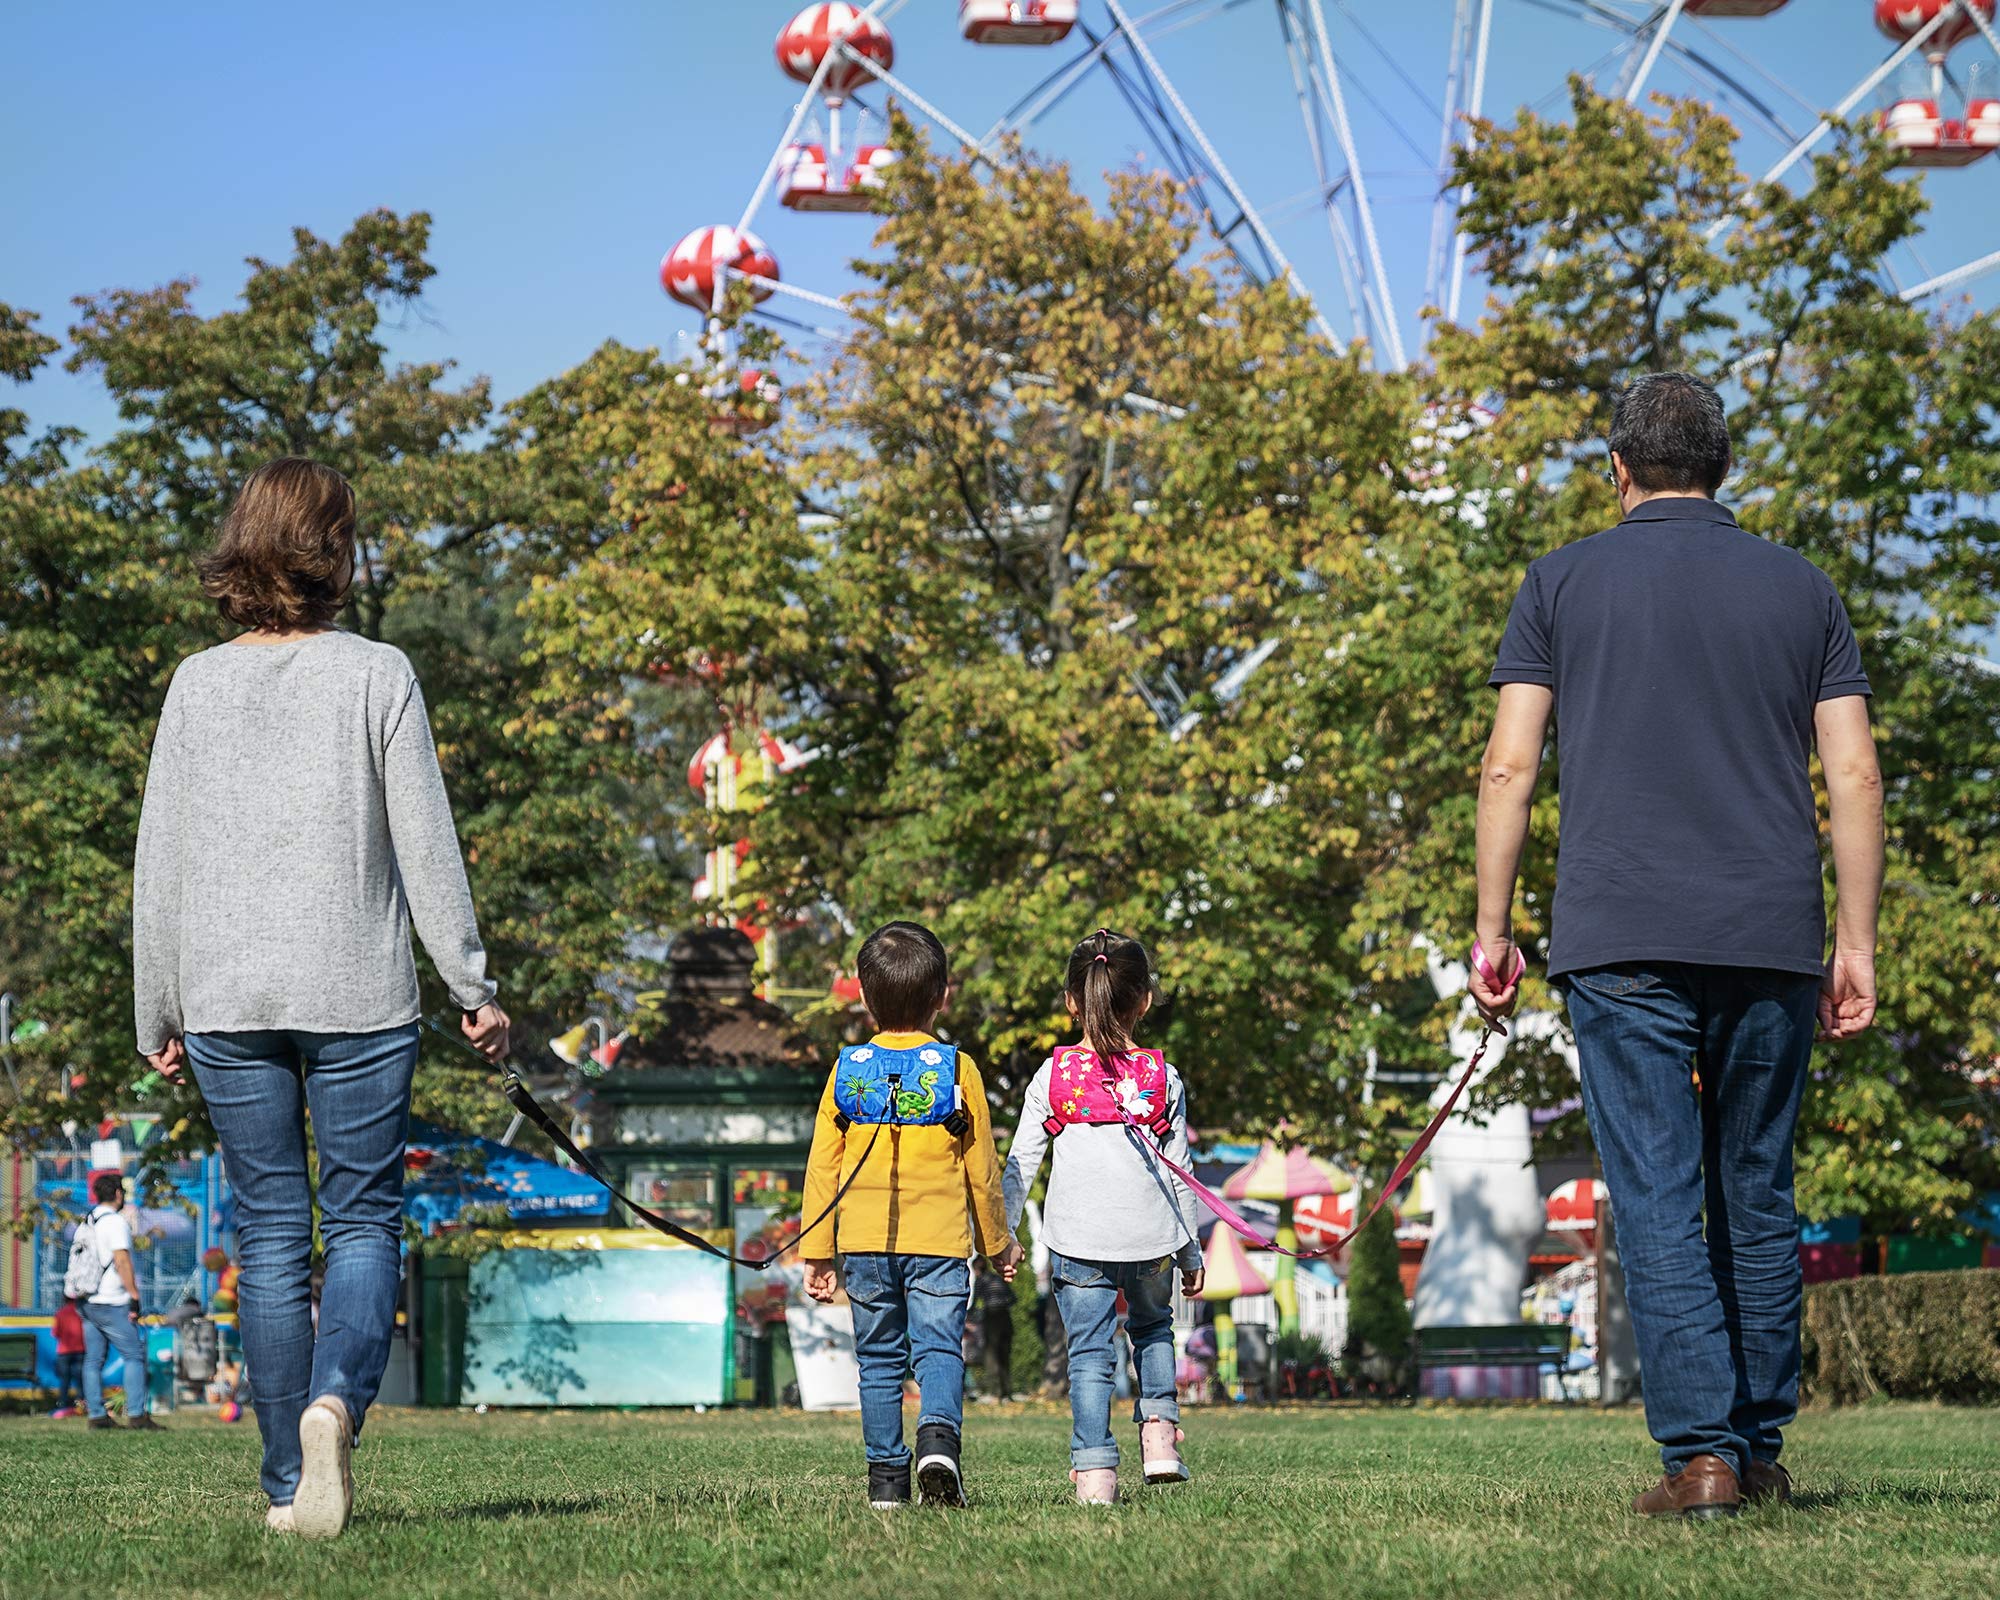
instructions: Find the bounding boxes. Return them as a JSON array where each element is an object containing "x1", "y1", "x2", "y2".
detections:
[
  {"x1": 1051, "y1": 1252, "x2": 1180, "y2": 1471},
  {"x1": 841, "y1": 1252, "x2": 970, "y2": 1468},
  {"x1": 1563, "y1": 963, "x2": 1817, "y2": 1483},
  {"x1": 186, "y1": 1024, "x2": 418, "y2": 1505},
  {"x1": 80, "y1": 1302, "x2": 150, "y2": 1418}
]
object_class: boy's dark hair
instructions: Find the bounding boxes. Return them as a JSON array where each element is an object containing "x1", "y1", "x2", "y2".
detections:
[
  {"x1": 91, "y1": 1173, "x2": 124, "y2": 1205},
  {"x1": 855, "y1": 921, "x2": 949, "y2": 1031},
  {"x1": 1607, "y1": 371, "x2": 1731, "y2": 496},
  {"x1": 1064, "y1": 929, "x2": 1153, "y2": 1065}
]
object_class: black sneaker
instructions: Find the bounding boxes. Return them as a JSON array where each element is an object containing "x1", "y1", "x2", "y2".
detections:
[
  {"x1": 867, "y1": 1460, "x2": 911, "y2": 1510},
  {"x1": 915, "y1": 1422, "x2": 965, "y2": 1508},
  {"x1": 88, "y1": 1415, "x2": 120, "y2": 1430},
  {"x1": 126, "y1": 1413, "x2": 164, "y2": 1432}
]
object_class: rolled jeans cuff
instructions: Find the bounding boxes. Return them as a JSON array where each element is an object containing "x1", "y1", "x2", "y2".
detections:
[
  {"x1": 915, "y1": 1412, "x2": 960, "y2": 1438},
  {"x1": 1071, "y1": 1444, "x2": 1120, "y2": 1470},
  {"x1": 1134, "y1": 1395, "x2": 1181, "y2": 1424}
]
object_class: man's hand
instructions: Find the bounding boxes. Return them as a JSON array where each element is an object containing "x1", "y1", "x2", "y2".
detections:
[
  {"x1": 143, "y1": 1038, "x2": 184, "y2": 1083},
  {"x1": 1468, "y1": 936, "x2": 1523, "y2": 1029},
  {"x1": 1181, "y1": 1266, "x2": 1205, "y2": 1298},
  {"x1": 462, "y1": 1002, "x2": 511, "y2": 1063},
  {"x1": 990, "y1": 1239, "x2": 1024, "y2": 1283},
  {"x1": 1818, "y1": 948, "x2": 1877, "y2": 1041},
  {"x1": 803, "y1": 1259, "x2": 839, "y2": 1303}
]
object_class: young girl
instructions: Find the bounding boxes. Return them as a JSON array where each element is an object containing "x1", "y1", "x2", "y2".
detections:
[{"x1": 1004, "y1": 929, "x2": 1205, "y2": 1504}]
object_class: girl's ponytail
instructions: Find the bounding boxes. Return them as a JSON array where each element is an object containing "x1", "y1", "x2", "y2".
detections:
[{"x1": 1065, "y1": 929, "x2": 1153, "y2": 1066}]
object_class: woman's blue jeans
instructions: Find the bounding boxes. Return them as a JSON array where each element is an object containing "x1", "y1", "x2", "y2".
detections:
[
  {"x1": 1051, "y1": 1252, "x2": 1181, "y2": 1470},
  {"x1": 1563, "y1": 963, "x2": 1816, "y2": 1483},
  {"x1": 187, "y1": 1024, "x2": 418, "y2": 1505},
  {"x1": 840, "y1": 1252, "x2": 970, "y2": 1467}
]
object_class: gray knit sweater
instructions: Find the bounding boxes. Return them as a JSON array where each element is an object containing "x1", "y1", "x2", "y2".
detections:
[{"x1": 132, "y1": 632, "x2": 495, "y2": 1055}]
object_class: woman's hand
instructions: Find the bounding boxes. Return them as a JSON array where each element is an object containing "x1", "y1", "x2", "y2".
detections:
[
  {"x1": 462, "y1": 1002, "x2": 511, "y2": 1063},
  {"x1": 144, "y1": 1038, "x2": 185, "y2": 1083}
]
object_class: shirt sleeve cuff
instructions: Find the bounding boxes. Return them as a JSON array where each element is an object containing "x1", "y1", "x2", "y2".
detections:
[
  {"x1": 1816, "y1": 678, "x2": 1872, "y2": 702},
  {"x1": 1488, "y1": 667, "x2": 1554, "y2": 688}
]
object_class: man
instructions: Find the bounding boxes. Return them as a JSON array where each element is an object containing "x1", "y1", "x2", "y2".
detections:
[
  {"x1": 1470, "y1": 372, "x2": 1882, "y2": 1520},
  {"x1": 78, "y1": 1172, "x2": 164, "y2": 1431}
]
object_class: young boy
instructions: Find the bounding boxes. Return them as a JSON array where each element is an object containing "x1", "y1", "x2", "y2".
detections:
[{"x1": 801, "y1": 921, "x2": 1021, "y2": 1509}]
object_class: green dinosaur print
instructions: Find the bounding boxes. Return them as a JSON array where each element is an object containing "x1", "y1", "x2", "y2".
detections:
[{"x1": 894, "y1": 1069, "x2": 940, "y2": 1121}]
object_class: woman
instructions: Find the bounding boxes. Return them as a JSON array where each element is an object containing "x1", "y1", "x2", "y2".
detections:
[{"x1": 133, "y1": 458, "x2": 509, "y2": 1538}]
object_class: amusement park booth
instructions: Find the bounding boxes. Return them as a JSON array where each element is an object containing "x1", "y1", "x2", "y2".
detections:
[
  {"x1": 572, "y1": 927, "x2": 819, "y2": 1406},
  {"x1": 418, "y1": 928, "x2": 818, "y2": 1409}
]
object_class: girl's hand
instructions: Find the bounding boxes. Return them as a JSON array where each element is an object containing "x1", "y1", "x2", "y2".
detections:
[
  {"x1": 1181, "y1": 1267, "x2": 1205, "y2": 1298},
  {"x1": 803, "y1": 1260, "x2": 839, "y2": 1303}
]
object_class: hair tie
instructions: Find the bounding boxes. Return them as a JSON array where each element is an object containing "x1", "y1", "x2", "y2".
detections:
[{"x1": 1093, "y1": 953, "x2": 1109, "y2": 964}]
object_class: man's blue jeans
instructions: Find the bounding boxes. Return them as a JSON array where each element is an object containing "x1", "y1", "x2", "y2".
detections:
[
  {"x1": 187, "y1": 1024, "x2": 418, "y2": 1505},
  {"x1": 1564, "y1": 963, "x2": 1817, "y2": 1482},
  {"x1": 1050, "y1": 1252, "x2": 1180, "y2": 1471},
  {"x1": 80, "y1": 1301, "x2": 149, "y2": 1419},
  {"x1": 840, "y1": 1253, "x2": 969, "y2": 1467}
]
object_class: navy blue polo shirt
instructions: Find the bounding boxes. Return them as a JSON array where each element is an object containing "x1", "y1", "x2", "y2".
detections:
[{"x1": 1490, "y1": 496, "x2": 1870, "y2": 978}]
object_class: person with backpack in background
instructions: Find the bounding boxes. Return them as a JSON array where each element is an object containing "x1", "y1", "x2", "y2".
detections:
[
  {"x1": 67, "y1": 1171, "x2": 162, "y2": 1431},
  {"x1": 50, "y1": 1295, "x2": 86, "y2": 1417}
]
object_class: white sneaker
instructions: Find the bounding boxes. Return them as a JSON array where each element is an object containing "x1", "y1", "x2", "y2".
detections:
[
  {"x1": 293, "y1": 1395, "x2": 354, "y2": 1539},
  {"x1": 1141, "y1": 1419, "x2": 1189, "y2": 1484},
  {"x1": 1071, "y1": 1466, "x2": 1119, "y2": 1505},
  {"x1": 265, "y1": 1503, "x2": 296, "y2": 1534}
]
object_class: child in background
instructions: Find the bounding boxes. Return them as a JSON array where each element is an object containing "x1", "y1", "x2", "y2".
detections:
[
  {"x1": 51, "y1": 1295, "x2": 86, "y2": 1417},
  {"x1": 801, "y1": 921, "x2": 1021, "y2": 1509},
  {"x1": 1004, "y1": 929, "x2": 1205, "y2": 1504}
]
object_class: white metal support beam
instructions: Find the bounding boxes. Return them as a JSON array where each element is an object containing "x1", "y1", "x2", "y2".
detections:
[
  {"x1": 1425, "y1": 0, "x2": 1473, "y2": 314},
  {"x1": 1900, "y1": 248, "x2": 2000, "y2": 302},
  {"x1": 1304, "y1": 0, "x2": 1406, "y2": 368},
  {"x1": 1101, "y1": 0, "x2": 1339, "y2": 344},
  {"x1": 1447, "y1": 0, "x2": 1494, "y2": 323},
  {"x1": 1625, "y1": 0, "x2": 1689, "y2": 105},
  {"x1": 1276, "y1": 0, "x2": 1372, "y2": 346}
]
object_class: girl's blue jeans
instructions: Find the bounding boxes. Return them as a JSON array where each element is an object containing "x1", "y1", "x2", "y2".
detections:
[
  {"x1": 1051, "y1": 1252, "x2": 1181, "y2": 1470},
  {"x1": 187, "y1": 1023, "x2": 418, "y2": 1505}
]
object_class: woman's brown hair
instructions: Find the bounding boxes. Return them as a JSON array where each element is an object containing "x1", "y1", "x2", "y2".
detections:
[{"x1": 198, "y1": 458, "x2": 356, "y2": 632}]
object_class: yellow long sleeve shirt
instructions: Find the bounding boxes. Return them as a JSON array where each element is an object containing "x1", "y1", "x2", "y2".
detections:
[{"x1": 796, "y1": 1031, "x2": 1010, "y2": 1261}]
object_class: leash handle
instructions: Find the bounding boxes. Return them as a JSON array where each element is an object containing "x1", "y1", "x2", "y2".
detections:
[{"x1": 1470, "y1": 938, "x2": 1526, "y2": 993}]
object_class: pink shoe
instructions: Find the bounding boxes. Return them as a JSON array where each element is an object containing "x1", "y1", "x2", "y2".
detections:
[
  {"x1": 1141, "y1": 1419, "x2": 1188, "y2": 1484},
  {"x1": 1071, "y1": 1467, "x2": 1119, "y2": 1505}
]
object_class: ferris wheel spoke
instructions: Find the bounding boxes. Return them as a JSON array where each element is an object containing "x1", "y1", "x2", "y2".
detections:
[
  {"x1": 1447, "y1": 0, "x2": 1494, "y2": 325},
  {"x1": 1622, "y1": 0, "x2": 1690, "y2": 104}
]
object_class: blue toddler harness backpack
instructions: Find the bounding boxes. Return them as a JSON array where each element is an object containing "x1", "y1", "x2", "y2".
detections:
[{"x1": 832, "y1": 1042, "x2": 970, "y2": 1136}]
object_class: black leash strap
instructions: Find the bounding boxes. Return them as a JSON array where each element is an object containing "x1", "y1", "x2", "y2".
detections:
[{"x1": 497, "y1": 1067, "x2": 882, "y2": 1271}]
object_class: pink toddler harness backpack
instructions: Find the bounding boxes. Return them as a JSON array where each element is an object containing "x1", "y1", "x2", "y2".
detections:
[{"x1": 1041, "y1": 1045, "x2": 1174, "y2": 1140}]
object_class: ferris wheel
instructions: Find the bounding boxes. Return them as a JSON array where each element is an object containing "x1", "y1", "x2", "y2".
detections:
[{"x1": 659, "y1": 0, "x2": 2000, "y2": 418}]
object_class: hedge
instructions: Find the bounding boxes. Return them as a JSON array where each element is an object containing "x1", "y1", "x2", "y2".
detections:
[{"x1": 1800, "y1": 1269, "x2": 2000, "y2": 1404}]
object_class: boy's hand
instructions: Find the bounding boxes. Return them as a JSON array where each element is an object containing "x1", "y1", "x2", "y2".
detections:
[
  {"x1": 991, "y1": 1240, "x2": 1024, "y2": 1283},
  {"x1": 803, "y1": 1260, "x2": 838, "y2": 1303},
  {"x1": 1181, "y1": 1266, "x2": 1205, "y2": 1298}
]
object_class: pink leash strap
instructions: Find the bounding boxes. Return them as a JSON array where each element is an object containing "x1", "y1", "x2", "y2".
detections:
[{"x1": 1125, "y1": 939, "x2": 1525, "y2": 1263}]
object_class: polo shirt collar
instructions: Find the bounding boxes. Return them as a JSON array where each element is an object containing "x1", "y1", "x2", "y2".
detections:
[{"x1": 1619, "y1": 495, "x2": 1737, "y2": 528}]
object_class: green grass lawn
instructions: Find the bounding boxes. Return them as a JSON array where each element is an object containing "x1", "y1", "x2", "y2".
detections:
[{"x1": 1, "y1": 1402, "x2": 1996, "y2": 1600}]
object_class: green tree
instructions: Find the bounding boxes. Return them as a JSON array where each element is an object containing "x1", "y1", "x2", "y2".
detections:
[{"x1": 1343, "y1": 1205, "x2": 1412, "y2": 1390}]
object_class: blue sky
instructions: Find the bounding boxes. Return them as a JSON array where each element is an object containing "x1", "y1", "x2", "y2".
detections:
[{"x1": 8, "y1": 0, "x2": 1998, "y2": 440}]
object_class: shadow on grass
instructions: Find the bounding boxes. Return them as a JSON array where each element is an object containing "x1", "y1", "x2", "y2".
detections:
[{"x1": 367, "y1": 1495, "x2": 613, "y2": 1525}]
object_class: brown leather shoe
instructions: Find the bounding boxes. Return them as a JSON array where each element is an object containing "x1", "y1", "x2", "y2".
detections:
[
  {"x1": 1632, "y1": 1454, "x2": 1741, "y2": 1520},
  {"x1": 1743, "y1": 1459, "x2": 1792, "y2": 1506}
]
